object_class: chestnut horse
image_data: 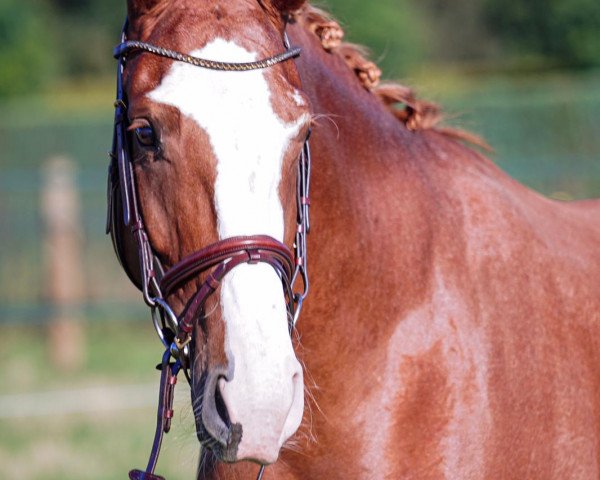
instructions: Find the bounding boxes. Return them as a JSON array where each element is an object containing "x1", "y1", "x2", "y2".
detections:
[{"x1": 112, "y1": 0, "x2": 600, "y2": 478}]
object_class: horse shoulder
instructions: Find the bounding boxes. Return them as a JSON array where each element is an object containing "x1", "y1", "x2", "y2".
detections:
[{"x1": 405, "y1": 131, "x2": 600, "y2": 478}]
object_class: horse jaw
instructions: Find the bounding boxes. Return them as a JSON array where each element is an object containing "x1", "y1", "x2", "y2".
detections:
[{"x1": 148, "y1": 38, "x2": 306, "y2": 463}]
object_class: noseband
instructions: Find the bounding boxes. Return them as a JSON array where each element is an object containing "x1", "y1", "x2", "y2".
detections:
[{"x1": 107, "y1": 22, "x2": 311, "y2": 480}]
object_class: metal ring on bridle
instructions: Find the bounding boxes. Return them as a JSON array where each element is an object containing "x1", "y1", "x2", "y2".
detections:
[
  {"x1": 292, "y1": 294, "x2": 304, "y2": 327},
  {"x1": 151, "y1": 297, "x2": 179, "y2": 348},
  {"x1": 170, "y1": 341, "x2": 190, "y2": 365}
]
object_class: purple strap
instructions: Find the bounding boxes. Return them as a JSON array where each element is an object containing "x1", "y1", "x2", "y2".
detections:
[{"x1": 129, "y1": 350, "x2": 179, "y2": 480}]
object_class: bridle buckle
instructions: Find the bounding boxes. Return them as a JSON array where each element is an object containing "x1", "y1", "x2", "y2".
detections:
[{"x1": 174, "y1": 332, "x2": 192, "y2": 350}]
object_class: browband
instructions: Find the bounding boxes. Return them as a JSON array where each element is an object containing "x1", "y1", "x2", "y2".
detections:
[{"x1": 114, "y1": 40, "x2": 302, "y2": 71}]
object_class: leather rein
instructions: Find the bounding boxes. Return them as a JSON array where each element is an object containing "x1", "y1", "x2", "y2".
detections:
[{"x1": 107, "y1": 23, "x2": 311, "y2": 480}]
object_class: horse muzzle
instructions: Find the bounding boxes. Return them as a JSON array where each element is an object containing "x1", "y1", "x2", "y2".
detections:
[{"x1": 195, "y1": 348, "x2": 304, "y2": 464}]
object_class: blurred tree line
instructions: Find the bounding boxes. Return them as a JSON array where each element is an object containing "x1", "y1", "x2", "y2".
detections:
[
  {"x1": 1, "y1": 0, "x2": 599, "y2": 97},
  {"x1": 0, "y1": 0, "x2": 122, "y2": 97}
]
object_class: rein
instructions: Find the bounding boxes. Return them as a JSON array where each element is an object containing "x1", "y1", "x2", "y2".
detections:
[{"x1": 107, "y1": 22, "x2": 311, "y2": 480}]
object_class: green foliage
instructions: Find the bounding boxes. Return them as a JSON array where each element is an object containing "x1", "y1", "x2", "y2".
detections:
[
  {"x1": 0, "y1": 0, "x2": 599, "y2": 98},
  {"x1": 313, "y1": 0, "x2": 429, "y2": 77},
  {"x1": 0, "y1": 0, "x2": 58, "y2": 97},
  {"x1": 485, "y1": 0, "x2": 600, "y2": 67},
  {"x1": 46, "y1": 0, "x2": 123, "y2": 77},
  {"x1": 321, "y1": 0, "x2": 430, "y2": 77},
  {"x1": 0, "y1": 0, "x2": 124, "y2": 97},
  {"x1": 417, "y1": 0, "x2": 499, "y2": 63}
]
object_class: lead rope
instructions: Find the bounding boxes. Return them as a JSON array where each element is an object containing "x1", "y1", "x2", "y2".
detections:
[
  {"x1": 129, "y1": 350, "x2": 180, "y2": 480},
  {"x1": 128, "y1": 347, "x2": 269, "y2": 480}
]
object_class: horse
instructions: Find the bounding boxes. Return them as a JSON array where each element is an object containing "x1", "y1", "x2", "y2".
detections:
[{"x1": 107, "y1": 0, "x2": 600, "y2": 478}]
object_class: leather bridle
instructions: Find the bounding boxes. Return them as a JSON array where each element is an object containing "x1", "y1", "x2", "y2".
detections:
[{"x1": 107, "y1": 21, "x2": 311, "y2": 480}]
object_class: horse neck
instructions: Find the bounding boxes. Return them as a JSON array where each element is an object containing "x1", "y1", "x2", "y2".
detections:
[
  {"x1": 289, "y1": 21, "x2": 436, "y2": 211},
  {"x1": 289, "y1": 23, "x2": 441, "y2": 347},
  {"x1": 291, "y1": 25, "x2": 406, "y2": 160}
]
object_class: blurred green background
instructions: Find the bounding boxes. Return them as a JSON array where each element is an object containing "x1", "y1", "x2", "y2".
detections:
[{"x1": 0, "y1": 0, "x2": 599, "y2": 479}]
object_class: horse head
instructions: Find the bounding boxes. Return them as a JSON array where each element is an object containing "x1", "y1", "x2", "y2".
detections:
[{"x1": 119, "y1": 0, "x2": 311, "y2": 466}]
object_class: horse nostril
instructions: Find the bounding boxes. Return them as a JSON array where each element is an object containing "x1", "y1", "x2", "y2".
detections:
[
  {"x1": 215, "y1": 377, "x2": 231, "y2": 428},
  {"x1": 198, "y1": 368, "x2": 235, "y2": 449}
]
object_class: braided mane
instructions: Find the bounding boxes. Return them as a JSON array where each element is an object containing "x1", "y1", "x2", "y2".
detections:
[{"x1": 294, "y1": 5, "x2": 488, "y2": 149}]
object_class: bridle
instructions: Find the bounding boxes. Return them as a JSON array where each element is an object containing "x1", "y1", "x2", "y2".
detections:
[{"x1": 107, "y1": 21, "x2": 311, "y2": 480}]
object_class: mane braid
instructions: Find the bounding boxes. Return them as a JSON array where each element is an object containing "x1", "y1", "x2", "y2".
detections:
[{"x1": 293, "y1": 5, "x2": 489, "y2": 150}]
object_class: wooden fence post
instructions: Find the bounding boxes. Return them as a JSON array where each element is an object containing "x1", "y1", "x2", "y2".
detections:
[{"x1": 41, "y1": 156, "x2": 85, "y2": 371}]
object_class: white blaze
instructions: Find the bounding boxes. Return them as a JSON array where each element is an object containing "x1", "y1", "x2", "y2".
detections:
[{"x1": 148, "y1": 39, "x2": 304, "y2": 462}]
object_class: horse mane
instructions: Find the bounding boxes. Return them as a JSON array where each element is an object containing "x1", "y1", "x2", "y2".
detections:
[{"x1": 293, "y1": 5, "x2": 489, "y2": 150}]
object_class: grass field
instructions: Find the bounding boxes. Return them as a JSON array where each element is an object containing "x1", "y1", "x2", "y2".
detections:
[{"x1": 0, "y1": 322, "x2": 198, "y2": 480}]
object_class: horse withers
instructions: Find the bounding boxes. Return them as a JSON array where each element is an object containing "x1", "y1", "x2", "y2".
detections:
[{"x1": 108, "y1": 0, "x2": 600, "y2": 478}]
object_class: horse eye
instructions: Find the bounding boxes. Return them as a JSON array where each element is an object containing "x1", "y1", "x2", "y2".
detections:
[{"x1": 135, "y1": 126, "x2": 156, "y2": 147}]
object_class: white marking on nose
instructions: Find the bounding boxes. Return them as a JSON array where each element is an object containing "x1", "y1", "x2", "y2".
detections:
[{"x1": 148, "y1": 39, "x2": 306, "y2": 462}]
